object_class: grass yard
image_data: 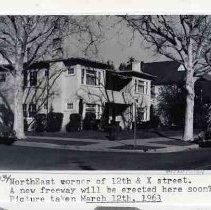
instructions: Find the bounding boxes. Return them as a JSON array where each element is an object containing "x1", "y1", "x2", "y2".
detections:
[{"x1": 26, "y1": 128, "x2": 185, "y2": 140}]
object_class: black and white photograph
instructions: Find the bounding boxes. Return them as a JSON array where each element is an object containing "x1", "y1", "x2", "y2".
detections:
[{"x1": 0, "y1": 14, "x2": 211, "y2": 170}]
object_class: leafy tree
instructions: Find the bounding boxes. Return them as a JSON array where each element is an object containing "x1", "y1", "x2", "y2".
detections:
[
  {"x1": 157, "y1": 84, "x2": 211, "y2": 129},
  {"x1": 157, "y1": 85, "x2": 186, "y2": 126}
]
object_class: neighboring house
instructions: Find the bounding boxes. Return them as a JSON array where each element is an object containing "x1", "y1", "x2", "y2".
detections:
[
  {"x1": 142, "y1": 60, "x2": 211, "y2": 124},
  {"x1": 0, "y1": 58, "x2": 155, "y2": 131}
]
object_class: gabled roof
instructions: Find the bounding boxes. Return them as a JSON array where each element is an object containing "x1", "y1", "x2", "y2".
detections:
[
  {"x1": 142, "y1": 60, "x2": 211, "y2": 102},
  {"x1": 143, "y1": 60, "x2": 211, "y2": 85},
  {"x1": 142, "y1": 61, "x2": 185, "y2": 85}
]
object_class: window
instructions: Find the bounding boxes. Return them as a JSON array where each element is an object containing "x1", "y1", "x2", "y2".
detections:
[
  {"x1": 29, "y1": 71, "x2": 37, "y2": 86},
  {"x1": 81, "y1": 68, "x2": 102, "y2": 86},
  {"x1": 96, "y1": 104, "x2": 101, "y2": 119},
  {"x1": 86, "y1": 69, "x2": 96, "y2": 86},
  {"x1": 135, "y1": 79, "x2": 146, "y2": 94},
  {"x1": 81, "y1": 69, "x2": 85, "y2": 84},
  {"x1": 67, "y1": 103, "x2": 73, "y2": 109},
  {"x1": 145, "y1": 81, "x2": 148, "y2": 94},
  {"x1": 44, "y1": 103, "x2": 48, "y2": 109},
  {"x1": 23, "y1": 71, "x2": 28, "y2": 87},
  {"x1": 97, "y1": 71, "x2": 101, "y2": 85},
  {"x1": 28, "y1": 103, "x2": 36, "y2": 117},
  {"x1": 137, "y1": 107, "x2": 145, "y2": 122},
  {"x1": 45, "y1": 69, "x2": 49, "y2": 77},
  {"x1": 52, "y1": 37, "x2": 62, "y2": 50},
  {"x1": 85, "y1": 103, "x2": 96, "y2": 114},
  {"x1": 67, "y1": 67, "x2": 75, "y2": 75},
  {"x1": 137, "y1": 81, "x2": 145, "y2": 93},
  {"x1": 0, "y1": 73, "x2": 6, "y2": 83},
  {"x1": 22, "y1": 104, "x2": 27, "y2": 117}
]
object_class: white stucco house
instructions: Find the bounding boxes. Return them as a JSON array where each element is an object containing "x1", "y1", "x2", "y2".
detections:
[{"x1": 0, "y1": 57, "x2": 155, "y2": 131}]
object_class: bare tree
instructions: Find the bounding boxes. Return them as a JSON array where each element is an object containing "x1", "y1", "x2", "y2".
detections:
[
  {"x1": 0, "y1": 15, "x2": 104, "y2": 139},
  {"x1": 121, "y1": 15, "x2": 211, "y2": 141}
]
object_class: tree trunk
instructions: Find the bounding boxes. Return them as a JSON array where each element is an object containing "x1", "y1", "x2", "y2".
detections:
[
  {"x1": 13, "y1": 45, "x2": 26, "y2": 139},
  {"x1": 13, "y1": 74, "x2": 25, "y2": 139},
  {"x1": 183, "y1": 70, "x2": 196, "y2": 141}
]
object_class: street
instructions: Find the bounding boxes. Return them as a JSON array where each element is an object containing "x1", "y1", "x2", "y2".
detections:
[{"x1": 0, "y1": 144, "x2": 210, "y2": 170}]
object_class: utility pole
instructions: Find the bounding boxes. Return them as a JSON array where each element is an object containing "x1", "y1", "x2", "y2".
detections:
[
  {"x1": 46, "y1": 68, "x2": 49, "y2": 128},
  {"x1": 134, "y1": 98, "x2": 138, "y2": 148}
]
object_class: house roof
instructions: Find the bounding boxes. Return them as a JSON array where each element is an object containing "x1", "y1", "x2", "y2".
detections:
[
  {"x1": 143, "y1": 60, "x2": 211, "y2": 84},
  {"x1": 143, "y1": 60, "x2": 211, "y2": 102},
  {"x1": 61, "y1": 57, "x2": 112, "y2": 69},
  {"x1": 0, "y1": 57, "x2": 113, "y2": 71},
  {"x1": 26, "y1": 57, "x2": 113, "y2": 70},
  {"x1": 142, "y1": 61, "x2": 185, "y2": 85}
]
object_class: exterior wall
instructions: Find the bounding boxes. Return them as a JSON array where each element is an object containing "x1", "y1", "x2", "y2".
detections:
[
  {"x1": 0, "y1": 72, "x2": 15, "y2": 113},
  {"x1": 0, "y1": 59, "x2": 153, "y2": 131},
  {"x1": 77, "y1": 73, "x2": 152, "y2": 129}
]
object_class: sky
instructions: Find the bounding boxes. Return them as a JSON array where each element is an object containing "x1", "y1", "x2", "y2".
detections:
[{"x1": 64, "y1": 16, "x2": 167, "y2": 68}]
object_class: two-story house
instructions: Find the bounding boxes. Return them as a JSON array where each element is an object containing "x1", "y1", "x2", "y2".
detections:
[{"x1": 0, "y1": 58, "x2": 155, "y2": 131}]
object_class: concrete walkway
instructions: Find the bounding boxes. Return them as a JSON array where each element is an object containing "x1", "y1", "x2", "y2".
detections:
[{"x1": 13, "y1": 135, "x2": 199, "y2": 153}]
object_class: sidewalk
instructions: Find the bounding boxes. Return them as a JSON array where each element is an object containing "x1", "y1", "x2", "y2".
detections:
[{"x1": 13, "y1": 135, "x2": 199, "y2": 153}]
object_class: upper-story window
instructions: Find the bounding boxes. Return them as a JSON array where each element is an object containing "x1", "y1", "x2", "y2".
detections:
[
  {"x1": 45, "y1": 69, "x2": 49, "y2": 77},
  {"x1": 97, "y1": 71, "x2": 101, "y2": 86},
  {"x1": 29, "y1": 71, "x2": 37, "y2": 86},
  {"x1": 86, "y1": 69, "x2": 96, "y2": 86},
  {"x1": 0, "y1": 73, "x2": 6, "y2": 83},
  {"x1": 52, "y1": 37, "x2": 62, "y2": 50},
  {"x1": 135, "y1": 79, "x2": 148, "y2": 94},
  {"x1": 67, "y1": 67, "x2": 75, "y2": 75},
  {"x1": 81, "y1": 69, "x2": 85, "y2": 84},
  {"x1": 81, "y1": 68, "x2": 102, "y2": 86}
]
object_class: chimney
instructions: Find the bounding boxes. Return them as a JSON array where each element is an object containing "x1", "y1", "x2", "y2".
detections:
[{"x1": 132, "y1": 61, "x2": 141, "y2": 72}]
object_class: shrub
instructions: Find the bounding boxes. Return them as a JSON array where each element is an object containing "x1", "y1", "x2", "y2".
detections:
[
  {"x1": 137, "y1": 121, "x2": 151, "y2": 130},
  {"x1": 66, "y1": 113, "x2": 81, "y2": 132},
  {"x1": 34, "y1": 114, "x2": 46, "y2": 132},
  {"x1": 83, "y1": 112, "x2": 97, "y2": 130},
  {"x1": 46, "y1": 112, "x2": 63, "y2": 132},
  {"x1": 24, "y1": 118, "x2": 29, "y2": 132},
  {"x1": 149, "y1": 106, "x2": 160, "y2": 128}
]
